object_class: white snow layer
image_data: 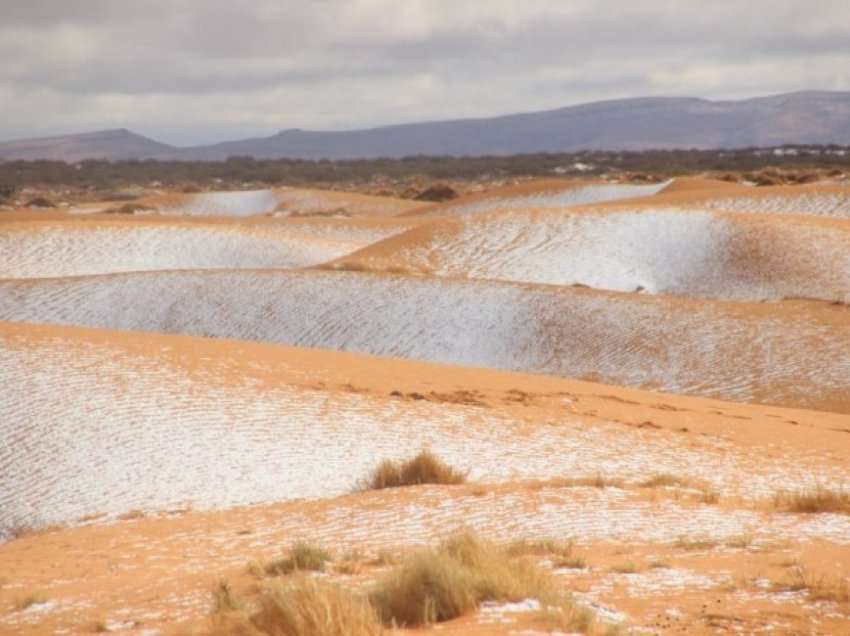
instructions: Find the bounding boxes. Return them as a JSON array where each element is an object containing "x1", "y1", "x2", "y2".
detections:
[
  {"x1": 0, "y1": 224, "x2": 361, "y2": 278},
  {"x1": 2, "y1": 330, "x2": 848, "y2": 536},
  {"x1": 0, "y1": 269, "x2": 848, "y2": 410},
  {"x1": 159, "y1": 189, "x2": 282, "y2": 216},
  {"x1": 430, "y1": 181, "x2": 672, "y2": 216},
  {"x1": 383, "y1": 207, "x2": 850, "y2": 303}
]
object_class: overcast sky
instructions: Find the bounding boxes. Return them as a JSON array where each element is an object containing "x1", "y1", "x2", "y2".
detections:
[{"x1": 1, "y1": 0, "x2": 849, "y2": 146}]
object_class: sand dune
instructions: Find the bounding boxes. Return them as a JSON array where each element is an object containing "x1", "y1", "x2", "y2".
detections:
[
  {"x1": 329, "y1": 206, "x2": 850, "y2": 302},
  {"x1": 3, "y1": 178, "x2": 850, "y2": 636},
  {"x1": 0, "y1": 219, "x2": 362, "y2": 278},
  {"x1": 1, "y1": 269, "x2": 848, "y2": 411},
  {"x1": 268, "y1": 215, "x2": 419, "y2": 242},
  {"x1": 404, "y1": 178, "x2": 673, "y2": 217},
  {"x1": 642, "y1": 183, "x2": 850, "y2": 218},
  {"x1": 153, "y1": 186, "x2": 423, "y2": 218},
  {"x1": 2, "y1": 319, "x2": 847, "y2": 536},
  {"x1": 1, "y1": 206, "x2": 420, "y2": 243},
  {"x1": 3, "y1": 321, "x2": 848, "y2": 635},
  {"x1": 154, "y1": 188, "x2": 282, "y2": 216}
]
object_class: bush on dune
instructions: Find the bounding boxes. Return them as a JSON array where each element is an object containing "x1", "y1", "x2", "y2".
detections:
[
  {"x1": 264, "y1": 542, "x2": 332, "y2": 576},
  {"x1": 210, "y1": 532, "x2": 594, "y2": 634},
  {"x1": 774, "y1": 486, "x2": 850, "y2": 514},
  {"x1": 210, "y1": 577, "x2": 383, "y2": 636},
  {"x1": 369, "y1": 532, "x2": 554, "y2": 626},
  {"x1": 359, "y1": 450, "x2": 466, "y2": 491}
]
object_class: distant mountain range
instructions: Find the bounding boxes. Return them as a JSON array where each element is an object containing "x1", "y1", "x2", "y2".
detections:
[
  {"x1": 2, "y1": 91, "x2": 849, "y2": 162},
  {"x1": 0, "y1": 128, "x2": 175, "y2": 162}
]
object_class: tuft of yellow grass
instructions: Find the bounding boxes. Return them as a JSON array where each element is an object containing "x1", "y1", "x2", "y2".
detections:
[
  {"x1": 214, "y1": 534, "x2": 600, "y2": 634},
  {"x1": 543, "y1": 475, "x2": 624, "y2": 489},
  {"x1": 533, "y1": 595, "x2": 597, "y2": 634},
  {"x1": 638, "y1": 473, "x2": 689, "y2": 488},
  {"x1": 774, "y1": 565, "x2": 850, "y2": 606},
  {"x1": 503, "y1": 538, "x2": 586, "y2": 569},
  {"x1": 724, "y1": 534, "x2": 753, "y2": 549},
  {"x1": 369, "y1": 532, "x2": 554, "y2": 626},
  {"x1": 674, "y1": 536, "x2": 718, "y2": 551},
  {"x1": 698, "y1": 486, "x2": 720, "y2": 505},
  {"x1": 335, "y1": 549, "x2": 366, "y2": 576},
  {"x1": 774, "y1": 486, "x2": 850, "y2": 514},
  {"x1": 265, "y1": 542, "x2": 332, "y2": 576},
  {"x1": 358, "y1": 450, "x2": 466, "y2": 491},
  {"x1": 212, "y1": 580, "x2": 242, "y2": 614},
  {"x1": 210, "y1": 576, "x2": 383, "y2": 636}
]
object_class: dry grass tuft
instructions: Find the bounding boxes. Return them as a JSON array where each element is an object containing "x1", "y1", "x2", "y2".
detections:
[
  {"x1": 724, "y1": 534, "x2": 753, "y2": 549},
  {"x1": 369, "y1": 549, "x2": 399, "y2": 567},
  {"x1": 774, "y1": 486, "x2": 850, "y2": 514},
  {"x1": 265, "y1": 542, "x2": 332, "y2": 576},
  {"x1": 210, "y1": 576, "x2": 383, "y2": 636},
  {"x1": 369, "y1": 532, "x2": 554, "y2": 626},
  {"x1": 212, "y1": 580, "x2": 243, "y2": 614},
  {"x1": 547, "y1": 475, "x2": 624, "y2": 489},
  {"x1": 638, "y1": 473, "x2": 690, "y2": 488},
  {"x1": 504, "y1": 538, "x2": 571, "y2": 558},
  {"x1": 533, "y1": 596, "x2": 597, "y2": 634},
  {"x1": 637, "y1": 474, "x2": 719, "y2": 504},
  {"x1": 335, "y1": 549, "x2": 367, "y2": 576},
  {"x1": 610, "y1": 562, "x2": 638, "y2": 574},
  {"x1": 359, "y1": 450, "x2": 466, "y2": 491},
  {"x1": 503, "y1": 538, "x2": 586, "y2": 569},
  {"x1": 674, "y1": 536, "x2": 718, "y2": 551},
  {"x1": 698, "y1": 487, "x2": 720, "y2": 505},
  {"x1": 774, "y1": 565, "x2": 850, "y2": 606}
]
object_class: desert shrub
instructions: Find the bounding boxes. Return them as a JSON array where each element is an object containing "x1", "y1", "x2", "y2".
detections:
[
  {"x1": 265, "y1": 542, "x2": 332, "y2": 576},
  {"x1": 0, "y1": 183, "x2": 14, "y2": 203},
  {"x1": 534, "y1": 595, "x2": 597, "y2": 634},
  {"x1": 359, "y1": 451, "x2": 466, "y2": 491},
  {"x1": 212, "y1": 580, "x2": 243, "y2": 614},
  {"x1": 674, "y1": 536, "x2": 718, "y2": 550},
  {"x1": 24, "y1": 196, "x2": 55, "y2": 208},
  {"x1": 210, "y1": 577, "x2": 383, "y2": 636},
  {"x1": 104, "y1": 202, "x2": 154, "y2": 214},
  {"x1": 774, "y1": 486, "x2": 850, "y2": 514},
  {"x1": 413, "y1": 184, "x2": 459, "y2": 202},
  {"x1": 638, "y1": 474, "x2": 689, "y2": 488},
  {"x1": 774, "y1": 565, "x2": 850, "y2": 605},
  {"x1": 97, "y1": 191, "x2": 140, "y2": 201},
  {"x1": 369, "y1": 532, "x2": 553, "y2": 626},
  {"x1": 503, "y1": 538, "x2": 585, "y2": 569}
]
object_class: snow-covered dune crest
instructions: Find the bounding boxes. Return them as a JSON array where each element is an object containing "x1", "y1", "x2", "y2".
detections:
[
  {"x1": 1, "y1": 269, "x2": 848, "y2": 412},
  {"x1": 0, "y1": 221, "x2": 362, "y2": 278},
  {"x1": 330, "y1": 207, "x2": 850, "y2": 303}
]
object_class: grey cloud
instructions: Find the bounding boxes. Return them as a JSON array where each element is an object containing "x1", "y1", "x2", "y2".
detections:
[{"x1": 0, "y1": 0, "x2": 848, "y2": 145}]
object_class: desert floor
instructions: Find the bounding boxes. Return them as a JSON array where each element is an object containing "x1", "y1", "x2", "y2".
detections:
[{"x1": 1, "y1": 178, "x2": 849, "y2": 635}]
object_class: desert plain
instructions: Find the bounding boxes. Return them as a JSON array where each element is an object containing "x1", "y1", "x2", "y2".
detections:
[{"x1": 1, "y1": 176, "x2": 849, "y2": 635}]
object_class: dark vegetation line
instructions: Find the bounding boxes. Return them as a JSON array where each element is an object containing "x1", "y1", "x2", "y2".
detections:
[{"x1": 1, "y1": 145, "x2": 849, "y2": 196}]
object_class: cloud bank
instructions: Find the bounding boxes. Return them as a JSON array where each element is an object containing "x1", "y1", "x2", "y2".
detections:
[{"x1": 1, "y1": 0, "x2": 848, "y2": 145}]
